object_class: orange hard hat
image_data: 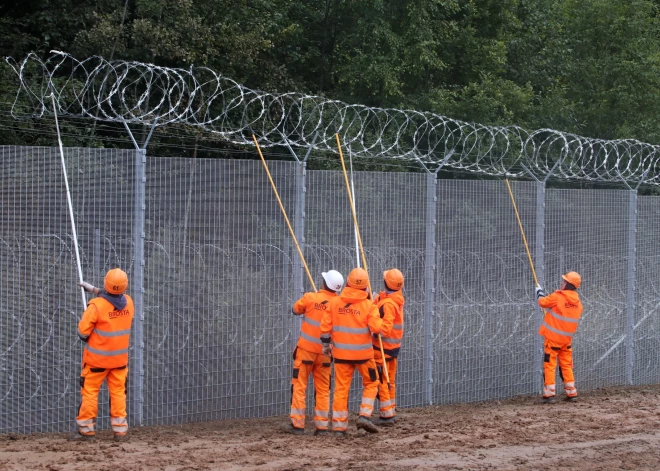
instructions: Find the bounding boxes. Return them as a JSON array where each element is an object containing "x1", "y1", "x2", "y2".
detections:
[
  {"x1": 562, "y1": 271, "x2": 581, "y2": 289},
  {"x1": 346, "y1": 267, "x2": 369, "y2": 289},
  {"x1": 383, "y1": 269, "x2": 404, "y2": 290},
  {"x1": 104, "y1": 268, "x2": 129, "y2": 294}
]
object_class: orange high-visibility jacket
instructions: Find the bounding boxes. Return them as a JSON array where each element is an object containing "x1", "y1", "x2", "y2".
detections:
[
  {"x1": 538, "y1": 289, "x2": 583, "y2": 345},
  {"x1": 373, "y1": 290, "x2": 405, "y2": 358},
  {"x1": 293, "y1": 289, "x2": 338, "y2": 354},
  {"x1": 78, "y1": 296, "x2": 135, "y2": 369},
  {"x1": 320, "y1": 286, "x2": 382, "y2": 361}
]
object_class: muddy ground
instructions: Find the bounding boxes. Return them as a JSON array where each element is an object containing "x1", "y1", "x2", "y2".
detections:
[{"x1": 2, "y1": 385, "x2": 660, "y2": 471}]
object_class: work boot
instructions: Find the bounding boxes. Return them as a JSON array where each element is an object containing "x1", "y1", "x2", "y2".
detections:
[
  {"x1": 372, "y1": 417, "x2": 396, "y2": 427},
  {"x1": 113, "y1": 433, "x2": 128, "y2": 441},
  {"x1": 356, "y1": 416, "x2": 379, "y2": 433},
  {"x1": 542, "y1": 396, "x2": 556, "y2": 404},
  {"x1": 565, "y1": 396, "x2": 578, "y2": 403},
  {"x1": 68, "y1": 432, "x2": 94, "y2": 441},
  {"x1": 280, "y1": 422, "x2": 305, "y2": 435},
  {"x1": 313, "y1": 429, "x2": 329, "y2": 436},
  {"x1": 334, "y1": 431, "x2": 347, "y2": 437}
]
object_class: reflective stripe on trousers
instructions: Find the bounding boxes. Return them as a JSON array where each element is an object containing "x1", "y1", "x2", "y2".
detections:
[
  {"x1": 379, "y1": 400, "x2": 395, "y2": 418},
  {"x1": 314, "y1": 410, "x2": 329, "y2": 429},
  {"x1": 77, "y1": 364, "x2": 129, "y2": 435},
  {"x1": 332, "y1": 360, "x2": 379, "y2": 428},
  {"x1": 290, "y1": 348, "x2": 331, "y2": 430},
  {"x1": 76, "y1": 418, "x2": 95, "y2": 435},
  {"x1": 543, "y1": 384, "x2": 556, "y2": 398},
  {"x1": 360, "y1": 396, "x2": 375, "y2": 416},
  {"x1": 564, "y1": 381, "x2": 578, "y2": 397},
  {"x1": 376, "y1": 356, "x2": 398, "y2": 418},
  {"x1": 332, "y1": 410, "x2": 349, "y2": 431},
  {"x1": 111, "y1": 417, "x2": 128, "y2": 435},
  {"x1": 290, "y1": 407, "x2": 306, "y2": 429}
]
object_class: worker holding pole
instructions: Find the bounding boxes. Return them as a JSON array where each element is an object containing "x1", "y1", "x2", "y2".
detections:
[
  {"x1": 371, "y1": 269, "x2": 405, "y2": 426},
  {"x1": 536, "y1": 272, "x2": 583, "y2": 403},
  {"x1": 71, "y1": 268, "x2": 134, "y2": 441},
  {"x1": 253, "y1": 133, "x2": 346, "y2": 435},
  {"x1": 334, "y1": 133, "x2": 393, "y2": 392},
  {"x1": 281, "y1": 270, "x2": 345, "y2": 436},
  {"x1": 320, "y1": 267, "x2": 382, "y2": 435},
  {"x1": 505, "y1": 179, "x2": 584, "y2": 404}
]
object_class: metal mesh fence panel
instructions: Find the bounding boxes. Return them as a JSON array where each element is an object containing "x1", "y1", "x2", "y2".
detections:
[
  {"x1": 305, "y1": 169, "x2": 427, "y2": 413},
  {"x1": 634, "y1": 196, "x2": 660, "y2": 385},
  {"x1": 433, "y1": 180, "x2": 538, "y2": 404},
  {"x1": 545, "y1": 189, "x2": 629, "y2": 391},
  {"x1": 142, "y1": 158, "x2": 297, "y2": 425},
  {"x1": 3, "y1": 144, "x2": 658, "y2": 433},
  {"x1": 0, "y1": 146, "x2": 136, "y2": 434}
]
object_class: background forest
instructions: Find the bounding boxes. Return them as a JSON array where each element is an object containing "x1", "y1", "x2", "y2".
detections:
[{"x1": 2, "y1": 0, "x2": 660, "y2": 179}]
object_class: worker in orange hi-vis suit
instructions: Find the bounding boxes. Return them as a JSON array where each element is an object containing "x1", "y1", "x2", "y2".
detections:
[
  {"x1": 69, "y1": 268, "x2": 134, "y2": 441},
  {"x1": 280, "y1": 270, "x2": 345, "y2": 436},
  {"x1": 371, "y1": 269, "x2": 405, "y2": 427},
  {"x1": 535, "y1": 271, "x2": 583, "y2": 404},
  {"x1": 320, "y1": 267, "x2": 382, "y2": 436}
]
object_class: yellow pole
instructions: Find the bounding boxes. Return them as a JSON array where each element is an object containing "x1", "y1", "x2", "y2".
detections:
[
  {"x1": 336, "y1": 133, "x2": 391, "y2": 389},
  {"x1": 505, "y1": 179, "x2": 539, "y2": 286},
  {"x1": 252, "y1": 134, "x2": 317, "y2": 292}
]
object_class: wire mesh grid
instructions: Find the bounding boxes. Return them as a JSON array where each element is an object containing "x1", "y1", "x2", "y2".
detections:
[
  {"x1": 1, "y1": 145, "x2": 656, "y2": 433},
  {"x1": 0, "y1": 146, "x2": 136, "y2": 434},
  {"x1": 142, "y1": 158, "x2": 297, "y2": 425},
  {"x1": 633, "y1": 196, "x2": 660, "y2": 385},
  {"x1": 305, "y1": 168, "x2": 426, "y2": 415},
  {"x1": 545, "y1": 189, "x2": 629, "y2": 391},
  {"x1": 433, "y1": 180, "x2": 539, "y2": 404}
]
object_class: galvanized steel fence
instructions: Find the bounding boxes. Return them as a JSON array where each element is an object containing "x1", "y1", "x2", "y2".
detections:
[{"x1": 1, "y1": 145, "x2": 660, "y2": 433}]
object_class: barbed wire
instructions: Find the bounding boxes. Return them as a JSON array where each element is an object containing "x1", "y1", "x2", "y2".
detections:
[{"x1": 5, "y1": 51, "x2": 660, "y2": 185}]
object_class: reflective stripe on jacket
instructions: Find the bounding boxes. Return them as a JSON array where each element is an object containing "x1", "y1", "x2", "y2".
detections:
[
  {"x1": 320, "y1": 286, "x2": 382, "y2": 361},
  {"x1": 537, "y1": 290, "x2": 583, "y2": 345},
  {"x1": 373, "y1": 290, "x2": 405, "y2": 358},
  {"x1": 293, "y1": 289, "x2": 337, "y2": 354},
  {"x1": 78, "y1": 295, "x2": 134, "y2": 369}
]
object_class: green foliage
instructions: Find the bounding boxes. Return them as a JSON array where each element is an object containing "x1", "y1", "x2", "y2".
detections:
[{"x1": 2, "y1": 0, "x2": 660, "y2": 170}]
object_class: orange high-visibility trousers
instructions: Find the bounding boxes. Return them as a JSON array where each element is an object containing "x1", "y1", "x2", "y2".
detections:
[
  {"x1": 289, "y1": 347, "x2": 332, "y2": 431},
  {"x1": 543, "y1": 338, "x2": 577, "y2": 398},
  {"x1": 76, "y1": 364, "x2": 129, "y2": 436},
  {"x1": 374, "y1": 349, "x2": 397, "y2": 419},
  {"x1": 331, "y1": 359, "x2": 379, "y2": 432}
]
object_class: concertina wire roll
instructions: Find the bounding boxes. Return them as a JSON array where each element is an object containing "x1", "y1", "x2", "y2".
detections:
[{"x1": 5, "y1": 51, "x2": 660, "y2": 185}]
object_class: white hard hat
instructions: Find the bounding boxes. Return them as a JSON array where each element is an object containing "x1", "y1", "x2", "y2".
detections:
[{"x1": 322, "y1": 270, "x2": 344, "y2": 292}]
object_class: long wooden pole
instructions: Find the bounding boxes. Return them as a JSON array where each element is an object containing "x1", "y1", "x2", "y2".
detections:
[
  {"x1": 252, "y1": 134, "x2": 317, "y2": 292},
  {"x1": 505, "y1": 179, "x2": 540, "y2": 286},
  {"x1": 336, "y1": 133, "x2": 391, "y2": 389}
]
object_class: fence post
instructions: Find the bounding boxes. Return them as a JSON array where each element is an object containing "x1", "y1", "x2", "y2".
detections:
[
  {"x1": 293, "y1": 161, "x2": 305, "y2": 301},
  {"x1": 132, "y1": 147, "x2": 146, "y2": 426},
  {"x1": 522, "y1": 163, "x2": 559, "y2": 394},
  {"x1": 416, "y1": 152, "x2": 452, "y2": 406},
  {"x1": 534, "y1": 180, "x2": 546, "y2": 392},
  {"x1": 122, "y1": 121, "x2": 157, "y2": 427},
  {"x1": 625, "y1": 189, "x2": 638, "y2": 385},
  {"x1": 285, "y1": 139, "x2": 314, "y2": 352},
  {"x1": 423, "y1": 171, "x2": 438, "y2": 406}
]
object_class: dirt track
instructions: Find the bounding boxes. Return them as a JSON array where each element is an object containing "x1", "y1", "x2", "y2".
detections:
[{"x1": 2, "y1": 385, "x2": 660, "y2": 471}]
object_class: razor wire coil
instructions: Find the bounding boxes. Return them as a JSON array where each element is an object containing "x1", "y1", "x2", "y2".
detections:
[{"x1": 5, "y1": 51, "x2": 660, "y2": 185}]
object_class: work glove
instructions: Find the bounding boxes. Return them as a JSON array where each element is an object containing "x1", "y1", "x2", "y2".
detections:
[
  {"x1": 535, "y1": 285, "x2": 546, "y2": 299},
  {"x1": 79, "y1": 281, "x2": 98, "y2": 295},
  {"x1": 322, "y1": 343, "x2": 332, "y2": 357}
]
